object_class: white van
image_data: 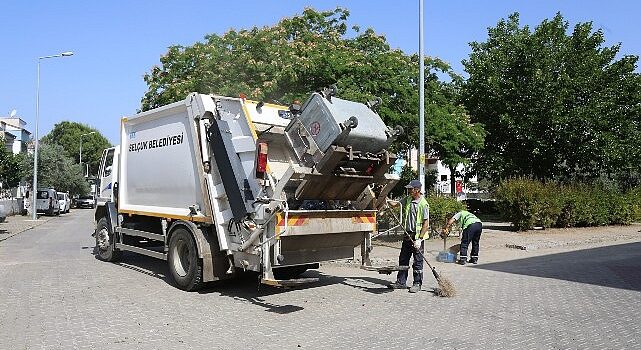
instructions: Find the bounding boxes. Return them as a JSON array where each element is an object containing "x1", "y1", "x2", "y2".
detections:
[
  {"x1": 57, "y1": 192, "x2": 71, "y2": 213},
  {"x1": 36, "y1": 188, "x2": 61, "y2": 216}
]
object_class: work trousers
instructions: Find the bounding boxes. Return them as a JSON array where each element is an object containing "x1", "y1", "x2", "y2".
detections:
[
  {"x1": 396, "y1": 237, "x2": 424, "y2": 286},
  {"x1": 459, "y1": 222, "x2": 483, "y2": 260}
]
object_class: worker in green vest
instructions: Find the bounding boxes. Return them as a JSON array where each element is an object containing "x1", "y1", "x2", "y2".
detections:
[
  {"x1": 443, "y1": 210, "x2": 483, "y2": 265},
  {"x1": 388, "y1": 179, "x2": 430, "y2": 293}
]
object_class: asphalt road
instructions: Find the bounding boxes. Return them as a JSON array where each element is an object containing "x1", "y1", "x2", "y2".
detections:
[{"x1": 1, "y1": 209, "x2": 639, "y2": 349}]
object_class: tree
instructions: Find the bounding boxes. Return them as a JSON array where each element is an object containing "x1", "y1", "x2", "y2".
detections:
[
  {"x1": 141, "y1": 7, "x2": 482, "y2": 156},
  {"x1": 428, "y1": 79, "x2": 486, "y2": 194},
  {"x1": 19, "y1": 143, "x2": 90, "y2": 196},
  {"x1": 41, "y1": 121, "x2": 112, "y2": 176},
  {"x1": 429, "y1": 111, "x2": 486, "y2": 195},
  {"x1": 462, "y1": 13, "x2": 641, "y2": 185},
  {"x1": 0, "y1": 145, "x2": 21, "y2": 188}
]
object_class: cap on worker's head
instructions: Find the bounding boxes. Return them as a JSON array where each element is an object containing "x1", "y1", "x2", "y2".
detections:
[{"x1": 405, "y1": 179, "x2": 422, "y2": 189}]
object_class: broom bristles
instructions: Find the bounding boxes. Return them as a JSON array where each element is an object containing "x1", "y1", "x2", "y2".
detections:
[{"x1": 435, "y1": 276, "x2": 456, "y2": 297}]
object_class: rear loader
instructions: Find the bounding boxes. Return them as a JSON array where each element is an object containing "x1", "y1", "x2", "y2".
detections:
[{"x1": 95, "y1": 88, "x2": 402, "y2": 290}]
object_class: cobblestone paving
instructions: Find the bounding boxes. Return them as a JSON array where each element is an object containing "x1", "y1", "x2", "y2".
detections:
[
  {"x1": 1, "y1": 210, "x2": 639, "y2": 349},
  {"x1": 0, "y1": 213, "x2": 55, "y2": 242}
]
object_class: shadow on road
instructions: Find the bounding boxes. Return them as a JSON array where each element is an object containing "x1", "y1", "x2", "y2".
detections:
[
  {"x1": 198, "y1": 270, "x2": 408, "y2": 313},
  {"x1": 89, "y1": 247, "x2": 406, "y2": 313},
  {"x1": 474, "y1": 242, "x2": 641, "y2": 291}
]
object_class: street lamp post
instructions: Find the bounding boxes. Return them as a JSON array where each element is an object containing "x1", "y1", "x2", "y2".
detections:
[
  {"x1": 79, "y1": 131, "x2": 96, "y2": 177},
  {"x1": 418, "y1": 0, "x2": 425, "y2": 194},
  {"x1": 31, "y1": 51, "x2": 73, "y2": 220}
]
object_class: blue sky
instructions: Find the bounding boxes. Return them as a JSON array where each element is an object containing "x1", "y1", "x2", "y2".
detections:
[{"x1": 1, "y1": 0, "x2": 639, "y2": 145}]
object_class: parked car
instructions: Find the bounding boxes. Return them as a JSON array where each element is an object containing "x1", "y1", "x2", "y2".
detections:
[
  {"x1": 36, "y1": 188, "x2": 61, "y2": 216},
  {"x1": 76, "y1": 195, "x2": 96, "y2": 209},
  {"x1": 57, "y1": 192, "x2": 71, "y2": 213},
  {"x1": 0, "y1": 204, "x2": 6, "y2": 223}
]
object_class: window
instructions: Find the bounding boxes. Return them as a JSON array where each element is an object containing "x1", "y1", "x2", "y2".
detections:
[
  {"x1": 37, "y1": 191, "x2": 49, "y2": 199},
  {"x1": 440, "y1": 175, "x2": 448, "y2": 181},
  {"x1": 102, "y1": 149, "x2": 114, "y2": 177}
]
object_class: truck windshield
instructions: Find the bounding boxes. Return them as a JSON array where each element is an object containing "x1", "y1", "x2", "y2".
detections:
[
  {"x1": 37, "y1": 191, "x2": 49, "y2": 199},
  {"x1": 57, "y1": 193, "x2": 65, "y2": 200},
  {"x1": 79, "y1": 196, "x2": 94, "y2": 200}
]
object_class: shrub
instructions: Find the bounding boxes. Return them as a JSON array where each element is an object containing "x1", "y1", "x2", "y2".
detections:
[
  {"x1": 497, "y1": 178, "x2": 640, "y2": 230},
  {"x1": 495, "y1": 178, "x2": 547, "y2": 230},
  {"x1": 608, "y1": 194, "x2": 633, "y2": 225},
  {"x1": 427, "y1": 195, "x2": 466, "y2": 229},
  {"x1": 627, "y1": 187, "x2": 641, "y2": 223}
]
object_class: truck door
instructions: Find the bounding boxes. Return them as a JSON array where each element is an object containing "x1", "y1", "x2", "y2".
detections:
[{"x1": 98, "y1": 147, "x2": 116, "y2": 203}]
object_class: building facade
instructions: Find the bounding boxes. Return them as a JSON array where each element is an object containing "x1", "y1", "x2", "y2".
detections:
[
  {"x1": 394, "y1": 148, "x2": 480, "y2": 199},
  {"x1": 0, "y1": 117, "x2": 31, "y2": 154}
]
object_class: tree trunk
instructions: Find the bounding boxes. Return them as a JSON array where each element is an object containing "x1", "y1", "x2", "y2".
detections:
[{"x1": 449, "y1": 165, "x2": 456, "y2": 196}]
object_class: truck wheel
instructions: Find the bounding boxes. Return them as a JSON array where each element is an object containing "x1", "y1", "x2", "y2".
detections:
[
  {"x1": 95, "y1": 217, "x2": 122, "y2": 262},
  {"x1": 168, "y1": 228, "x2": 203, "y2": 291}
]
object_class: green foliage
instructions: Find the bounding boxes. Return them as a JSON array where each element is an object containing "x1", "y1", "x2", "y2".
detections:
[
  {"x1": 628, "y1": 187, "x2": 641, "y2": 222},
  {"x1": 389, "y1": 165, "x2": 417, "y2": 199},
  {"x1": 141, "y1": 7, "x2": 484, "y2": 161},
  {"x1": 19, "y1": 143, "x2": 90, "y2": 196},
  {"x1": 426, "y1": 195, "x2": 466, "y2": 229},
  {"x1": 462, "y1": 13, "x2": 641, "y2": 184},
  {"x1": 388, "y1": 165, "x2": 438, "y2": 199},
  {"x1": 495, "y1": 178, "x2": 549, "y2": 230},
  {"x1": 496, "y1": 178, "x2": 637, "y2": 230},
  {"x1": 424, "y1": 168, "x2": 438, "y2": 195},
  {"x1": 428, "y1": 98, "x2": 485, "y2": 195},
  {"x1": 0, "y1": 145, "x2": 21, "y2": 187},
  {"x1": 41, "y1": 121, "x2": 112, "y2": 176}
]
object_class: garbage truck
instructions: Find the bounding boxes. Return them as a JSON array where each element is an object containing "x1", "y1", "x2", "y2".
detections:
[{"x1": 94, "y1": 87, "x2": 402, "y2": 290}]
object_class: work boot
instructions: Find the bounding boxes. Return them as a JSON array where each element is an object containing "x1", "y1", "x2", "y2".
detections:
[
  {"x1": 468, "y1": 258, "x2": 478, "y2": 264},
  {"x1": 388, "y1": 282, "x2": 407, "y2": 290},
  {"x1": 409, "y1": 284, "x2": 421, "y2": 293},
  {"x1": 456, "y1": 258, "x2": 466, "y2": 265}
]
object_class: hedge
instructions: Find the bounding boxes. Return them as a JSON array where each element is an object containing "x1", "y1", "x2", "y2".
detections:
[
  {"x1": 426, "y1": 195, "x2": 466, "y2": 229},
  {"x1": 495, "y1": 178, "x2": 640, "y2": 231}
]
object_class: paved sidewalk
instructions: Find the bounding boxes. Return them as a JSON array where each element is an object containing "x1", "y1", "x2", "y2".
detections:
[
  {"x1": 344, "y1": 222, "x2": 641, "y2": 267},
  {"x1": 0, "y1": 214, "x2": 56, "y2": 242}
]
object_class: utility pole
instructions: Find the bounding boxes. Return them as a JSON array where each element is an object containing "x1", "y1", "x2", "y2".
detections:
[{"x1": 418, "y1": 0, "x2": 426, "y2": 194}]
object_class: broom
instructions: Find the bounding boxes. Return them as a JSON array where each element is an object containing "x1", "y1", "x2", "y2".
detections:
[{"x1": 385, "y1": 205, "x2": 456, "y2": 297}]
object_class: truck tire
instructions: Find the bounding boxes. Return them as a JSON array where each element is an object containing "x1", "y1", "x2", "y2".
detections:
[
  {"x1": 95, "y1": 217, "x2": 122, "y2": 262},
  {"x1": 168, "y1": 228, "x2": 203, "y2": 291}
]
